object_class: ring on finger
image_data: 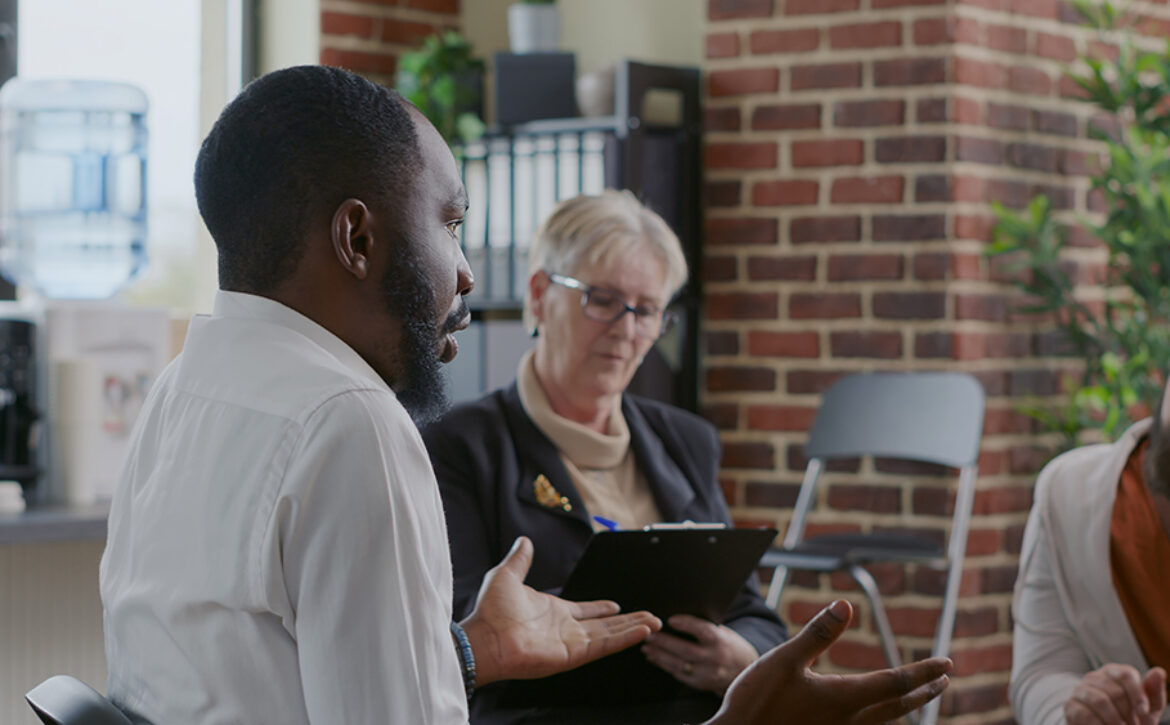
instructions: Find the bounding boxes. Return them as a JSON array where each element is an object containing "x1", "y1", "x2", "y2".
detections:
[{"x1": 682, "y1": 660, "x2": 694, "y2": 676}]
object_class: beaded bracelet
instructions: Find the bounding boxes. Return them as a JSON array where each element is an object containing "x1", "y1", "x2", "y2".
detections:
[{"x1": 449, "y1": 620, "x2": 476, "y2": 701}]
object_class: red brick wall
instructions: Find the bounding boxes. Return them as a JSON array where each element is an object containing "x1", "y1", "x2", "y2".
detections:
[
  {"x1": 319, "y1": 0, "x2": 461, "y2": 86},
  {"x1": 702, "y1": 1, "x2": 1170, "y2": 721}
]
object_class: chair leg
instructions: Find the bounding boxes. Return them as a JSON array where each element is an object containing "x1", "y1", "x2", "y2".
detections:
[
  {"x1": 848, "y1": 565, "x2": 902, "y2": 670},
  {"x1": 917, "y1": 560, "x2": 965, "y2": 725},
  {"x1": 850, "y1": 565, "x2": 925, "y2": 725},
  {"x1": 918, "y1": 692, "x2": 940, "y2": 725},
  {"x1": 768, "y1": 459, "x2": 823, "y2": 612},
  {"x1": 765, "y1": 564, "x2": 789, "y2": 611}
]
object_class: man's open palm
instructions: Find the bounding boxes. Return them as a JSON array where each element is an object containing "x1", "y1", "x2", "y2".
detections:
[
  {"x1": 461, "y1": 536, "x2": 661, "y2": 685},
  {"x1": 708, "y1": 600, "x2": 952, "y2": 725}
]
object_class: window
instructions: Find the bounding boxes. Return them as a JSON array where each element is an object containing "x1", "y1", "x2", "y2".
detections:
[{"x1": 15, "y1": 0, "x2": 253, "y2": 312}]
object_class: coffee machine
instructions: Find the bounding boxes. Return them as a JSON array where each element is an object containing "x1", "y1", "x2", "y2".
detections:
[{"x1": 0, "y1": 317, "x2": 38, "y2": 501}]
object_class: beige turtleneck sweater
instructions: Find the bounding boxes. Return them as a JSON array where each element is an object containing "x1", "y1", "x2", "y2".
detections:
[{"x1": 517, "y1": 350, "x2": 663, "y2": 532}]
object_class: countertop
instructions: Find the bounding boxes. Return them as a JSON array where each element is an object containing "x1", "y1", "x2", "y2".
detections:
[{"x1": 0, "y1": 502, "x2": 109, "y2": 545}]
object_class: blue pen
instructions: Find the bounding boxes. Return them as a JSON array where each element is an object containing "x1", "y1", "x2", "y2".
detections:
[{"x1": 592, "y1": 515, "x2": 620, "y2": 531}]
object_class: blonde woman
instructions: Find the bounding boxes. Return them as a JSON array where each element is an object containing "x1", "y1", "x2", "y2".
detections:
[{"x1": 423, "y1": 191, "x2": 787, "y2": 724}]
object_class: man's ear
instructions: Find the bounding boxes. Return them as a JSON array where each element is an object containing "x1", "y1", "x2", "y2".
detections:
[{"x1": 331, "y1": 198, "x2": 372, "y2": 280}]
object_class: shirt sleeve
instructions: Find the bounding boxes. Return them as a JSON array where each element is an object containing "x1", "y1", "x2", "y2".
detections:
[
  {"x1": 1010, "y1": 462, "x2": 1091, "y2": 725},
  {"x1": 267, "y1": 389, "x2": 467, "y2": 725}
]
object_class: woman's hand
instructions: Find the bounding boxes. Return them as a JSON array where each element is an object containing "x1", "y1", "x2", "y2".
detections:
[
  {"x1": 1063, "y1": 663, "x2": 1167, "y2": 725},
  {"x1": 641, "y1": 614, "x2": 760, "y2": 694}
]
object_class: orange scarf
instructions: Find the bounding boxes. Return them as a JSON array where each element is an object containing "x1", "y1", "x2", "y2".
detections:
[{"x1": 1110, "y1": 438, "x2": 1170, "y2": 671}]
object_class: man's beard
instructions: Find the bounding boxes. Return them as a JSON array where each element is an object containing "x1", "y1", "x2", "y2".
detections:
[{"x1": 381, "y1": 244, "x2": 466, "y2": 426}]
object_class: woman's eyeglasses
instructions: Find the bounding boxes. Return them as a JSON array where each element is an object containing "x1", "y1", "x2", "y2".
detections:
[{"x1": 547, "y1": 272, "x2": 677, "y2": 340}]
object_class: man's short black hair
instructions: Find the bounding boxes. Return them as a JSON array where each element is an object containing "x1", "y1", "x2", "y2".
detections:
[{"x1": 194, "y1": 65, "x2": 420, "y2": 294}]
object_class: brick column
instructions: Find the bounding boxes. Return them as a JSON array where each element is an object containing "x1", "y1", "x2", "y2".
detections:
[
  {"x1": 702, "y1": 1, "x2": 1170, "y2": 721},
  {"x1": 319, "y1": 0, "x2": 461, "y2": 86}
]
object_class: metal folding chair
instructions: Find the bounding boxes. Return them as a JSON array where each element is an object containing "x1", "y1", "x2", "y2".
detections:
[{"x1": 760, "y1": 372, "x2": 984, "y2": 725}]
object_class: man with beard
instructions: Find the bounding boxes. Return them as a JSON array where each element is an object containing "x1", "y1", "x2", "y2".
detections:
[
  {"x1": 1012, "y1": 381, "x2": 1170, "y2": 724},
  {"x1": 100, "y1": 65, "x2": 951, "y2": 724}
]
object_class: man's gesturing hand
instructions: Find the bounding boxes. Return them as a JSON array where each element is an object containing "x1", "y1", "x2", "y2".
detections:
[
  {"x1": 705, "y1": 600, "x2": 952, "y2": 725},
  {"x1": 461, "y1": 536, "x2": 662, "y2": 687}
]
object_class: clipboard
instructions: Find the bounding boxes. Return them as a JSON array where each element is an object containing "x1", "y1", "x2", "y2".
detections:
[
  {"x1": 500, "y1": 525, "x2": 777, "y2": 709},
  {"x1": 560, "y1": 526, "x2": 778, "y2": 622}
]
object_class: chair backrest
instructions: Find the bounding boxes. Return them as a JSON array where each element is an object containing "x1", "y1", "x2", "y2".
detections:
[
  {"x1": 807, "y1": 372, "x2": 984, "y2": 467},
  {"x1": 783, "y1": 371, "x2": 985, "y2": 550},
  {"x1": 777, "y1": 372, "x2": 985, "y2": 725},
  {"x1": 26, "y1": 675, "x2": 133, "y2": 725}
]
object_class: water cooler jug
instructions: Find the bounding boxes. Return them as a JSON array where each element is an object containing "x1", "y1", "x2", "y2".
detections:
[{"x1": 0, "y1": 78, "x2": 149, "y2": 299}]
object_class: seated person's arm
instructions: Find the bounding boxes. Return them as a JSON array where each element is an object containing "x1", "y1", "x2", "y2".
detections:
[
  {"x1": 642, "y1": 614, "x2": 763, "y2": 695},
  {"x1": 705, "y1": 435, "x2": 789, "y2": 653},
  {"x1": 721, "y1": 579, "x2": 789, "y2": 652},
  {"x1": 1064, "y1": 665, "x2": 1166, "y2": 725},
  {"x1": 425, "y1": 421, "x2": 499, "y2": 620},
  {"x1": 1012, "y1": 467, "x2": 1099, "y2": 724},
  {"x1": 1011, "y1": 467, "x2": 1167, "y2": 725},
  {"x1": 642, "y1": 426, "x2": 788, "y2": 695},
  {"x1": 641, "y1": 554, "x2": 786, "y2": 695}
]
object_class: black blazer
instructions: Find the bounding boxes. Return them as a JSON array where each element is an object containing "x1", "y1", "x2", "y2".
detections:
[{"x1": 423, "y1": 383, "x2": 787, "y2": 724}]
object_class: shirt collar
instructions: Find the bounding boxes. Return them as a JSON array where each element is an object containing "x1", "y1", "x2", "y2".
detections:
[{"x1": 209, "y1": 290, "x2": 389, "y2": 392}]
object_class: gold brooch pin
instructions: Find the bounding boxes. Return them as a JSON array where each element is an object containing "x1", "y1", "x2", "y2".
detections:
[{"x1": 533, "y1": 474, "x2": 572, "y2": 512}]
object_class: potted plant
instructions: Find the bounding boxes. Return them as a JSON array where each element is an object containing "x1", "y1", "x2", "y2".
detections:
[
  {"x1": 988, "y1": 0, "x2": 1170, "y2": 450},
  {"x1": 508, "y1": 0, "x2": 558, "y2": 54},
  {"x1": 395, "y1": 31, "x2": 486, "y2": 146}
]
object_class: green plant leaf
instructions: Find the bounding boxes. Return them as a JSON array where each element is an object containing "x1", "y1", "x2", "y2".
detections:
[
  {"x1": 988, "y1": 0, "x2": 1170, "y2": 452},
  {"x1": 455, "y1": 112, "x2": 486, "y2": 144},
  {"x1": 392, "y1": 30, "x2": 486, "y2": 146}
]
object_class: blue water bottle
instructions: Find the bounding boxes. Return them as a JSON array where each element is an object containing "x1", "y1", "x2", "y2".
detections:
[{"x1": 0, "y1": 79, "x2": 149, "y2": 298}]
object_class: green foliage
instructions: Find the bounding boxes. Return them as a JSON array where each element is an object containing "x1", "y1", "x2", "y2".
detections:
[
  {"x1": 396, "y1": 31, "x2": 486, "y2": 145},
  {"x1": 988, "y1": 0, "x2": 1170, "y2": 448}
]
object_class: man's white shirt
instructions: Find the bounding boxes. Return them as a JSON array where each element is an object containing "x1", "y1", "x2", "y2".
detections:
[{"x1": 100, "y1": 290, "x2": 467, "y2": 724}]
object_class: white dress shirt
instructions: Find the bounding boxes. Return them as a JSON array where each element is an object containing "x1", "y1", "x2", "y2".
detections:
[{"x1": 100, "y1": 291, "x2": 467, "y2": 724}]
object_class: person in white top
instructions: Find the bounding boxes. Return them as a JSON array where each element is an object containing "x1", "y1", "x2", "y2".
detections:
[
  {"x1": 1011, "y1": 380, "x2": 1170, "y2": 725},
  {"x1": 100, "y1": 64, "x2": 952, "y2": 725}
]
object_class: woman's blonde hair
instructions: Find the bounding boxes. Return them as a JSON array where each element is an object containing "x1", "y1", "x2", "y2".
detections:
[{"x1": 525, "y1": 190, "x2": 689, "y2": 332}]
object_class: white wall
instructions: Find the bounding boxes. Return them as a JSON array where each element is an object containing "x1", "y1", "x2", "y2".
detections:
[
  {"x1": 463, "y1": 0, "x2": 703, "y2": 123},
  {"x1": 0, "y1": 541, "x2": 107, "y2": 723},
  {"x1": 258, "y1": 0, "x2": 321, "y2": 73}
]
